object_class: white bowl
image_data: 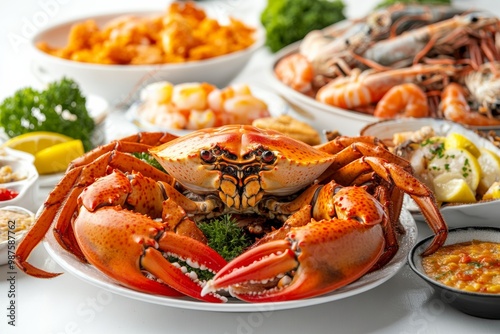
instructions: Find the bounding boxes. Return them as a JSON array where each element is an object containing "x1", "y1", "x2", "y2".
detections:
[
  {"x1": 30, "y1": 11, "x2": 265, "y2": 106},
  {"x1": 361, "y1": 118, "x2": 500, "y2": 227},
  {"x1": 409, "y1": 226, "x2": 500, "y2": 319},
  {"x1": 0, "y1": 158, "x2": 39, "y2": 213},
  {"x1": 0, "y1": 206, "x2": 35, "y2": 265},
  {"x1": 270, "y1": 42, "x2": 377, "y2": 136}
]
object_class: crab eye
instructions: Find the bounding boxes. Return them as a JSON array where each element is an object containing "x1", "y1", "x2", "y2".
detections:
[
  {"x1": 223, "y1": 166, "x2": 237, "y2": 176},
  {"x1": 200, "y1": 149, "x2": 214, "y2": 163},
  {"x1": 244, "y1": 166, "x2": 259, "y2": 176},
  {"x1": 261, "y1": 150, "x2": 275, "y2": 163}
]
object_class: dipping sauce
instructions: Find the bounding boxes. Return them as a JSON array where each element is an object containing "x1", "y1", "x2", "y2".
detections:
[
  {"x1": 0, "y1": 165, "x2": 27, "y2": 183},
  {"x1": 0, "y1": 188, "x2": 19, "y2": 201},
  {"x1": 422, "y1": 240, "x2": 500, "y2": 294},
  {"x1": 0, "y1": 208, "x2": 34, "y2": 242}
]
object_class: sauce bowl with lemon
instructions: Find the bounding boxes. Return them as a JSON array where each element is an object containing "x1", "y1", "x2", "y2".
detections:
[{"x1": 361, "y1": 118, "x2": 500, "y2": 227}]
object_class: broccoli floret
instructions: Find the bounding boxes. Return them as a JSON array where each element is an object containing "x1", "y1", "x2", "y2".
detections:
[
  {"x1": 375, "y1": 0, "x2": 451, "y2": 8},
  {"x1": 199, "y1": 215, "x2": 252, "y2": 262},
  {"x1": 261, "y1": 0, "x2": 346, "y2": 53},
  {"x1": 0, "y1": 78, "x2": 96, "y2": 151}
]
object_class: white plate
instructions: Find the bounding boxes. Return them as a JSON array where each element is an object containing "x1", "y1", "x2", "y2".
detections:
[
  {"x1": 125, "y1": 85, "x2": 289, "y2": 137},
  {"x1": 405, "y1": 196, "x2": 500, "y2": 228},
  {"x1": 43, "y1": 209, "x2": 416, "y2": 312}
]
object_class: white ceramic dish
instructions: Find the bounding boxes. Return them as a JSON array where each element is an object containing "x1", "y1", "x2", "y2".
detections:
[
  {"x1": 0, "y1": 158, "x2": 39, "y2": 212},
  {"x1": 125, "y1": 85, "x2": 289, "y2": 136},
  {"x1": 30, "y1": 11, "x2": 264, "y2": 106},
  {"x1": 0, "y1": 147, "x2": 35, "y2": 163},
  {"x1": 361, "y1": 118, "x2": 500, "y2": 227},
  {"x1": 43, "y1": 209, "x2": 416, "y2": 312},
  {"x1": 0, "y1": 206, "x2": 35, "y2": 265}
]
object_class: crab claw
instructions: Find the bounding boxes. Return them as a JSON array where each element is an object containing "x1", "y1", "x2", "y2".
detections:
[
  {"x1": 202, "y1": 218, "x2": 384, "y2": 302},
  {"x1": 75, "y1": 206, "x2": 228, "y2": 303}
]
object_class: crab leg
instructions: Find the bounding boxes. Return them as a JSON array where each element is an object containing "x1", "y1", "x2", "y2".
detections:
[{"x1": 333, "y1": 155, "x2": 447, "y2": 255}]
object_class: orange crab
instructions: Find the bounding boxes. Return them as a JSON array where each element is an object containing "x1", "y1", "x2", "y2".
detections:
[{"x1": 15, "y1": 125, "x2": 447, "y2": 303}]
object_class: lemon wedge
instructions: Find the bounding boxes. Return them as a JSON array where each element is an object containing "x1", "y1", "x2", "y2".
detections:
[
  {"x1": 2, "y1": 131, "x2": 74, "y2": 155},
  {"x1": 432, "y1": 173, "x2": 477, "y2": 203},
  {"x1": 482, "y1": 181, "x2": 500, "y2": 200},
  {"x1": 428, "y1": 147, "x2": 481, "y2": 192},
  {"x1": 444, "y1": 132, "x2": 481, "y2": 158},
  {"x1": 34, "y1": 139, "x2": 85, "y2": 175},
  {"x1": 477, "y1": 148, "x2": 500, "y2": 196}
]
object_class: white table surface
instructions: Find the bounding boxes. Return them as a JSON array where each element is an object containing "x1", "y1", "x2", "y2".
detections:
[{"x1": 1, "y1": 1, "x2": 500, "y2": 333}]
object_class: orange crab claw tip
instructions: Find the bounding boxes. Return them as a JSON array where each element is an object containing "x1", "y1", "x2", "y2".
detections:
[
  {"x1": 14, "y1": 259, "x2": 62, "y2": 279},
  {"x1": 142, "y1": 248, "x2": 226, "y2": 303},
  {"x1": 158, "y1": 231, "x2": 227, "y2": 271},
  {"x1": 201, "y1": 240, "x2": 297, "y2": 296}
]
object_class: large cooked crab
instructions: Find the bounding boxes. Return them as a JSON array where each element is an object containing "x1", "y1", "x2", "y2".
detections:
[{"x1": 15, "y1": 125, "x2": 447, "y2": 303}]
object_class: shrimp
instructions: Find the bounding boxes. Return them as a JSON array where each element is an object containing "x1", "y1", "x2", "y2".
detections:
[
  {"x1": 441, "y1": 82, "x2": 500, "y2": 126},
  {"x1": 274, "y1": 53, "x2": 314, "y2": 93},
  {"x1": 171, "y1": 82, "x2": 215, "y2": 111},
  {"x1": 208, "y1": 84, "x2": 269, "y2": 124},
  {"x1": 361, "y1": 12, "x2": 498, "y2": 68},
  {"x1": 299, "y1": 4, "x2": 466, "y2": 77},
  {"x1": 316, "y1": 64, "x2": 456, "y2": 109},
  {"x1": 374, "y1": 83, "x2": 429, "y2": 118}
]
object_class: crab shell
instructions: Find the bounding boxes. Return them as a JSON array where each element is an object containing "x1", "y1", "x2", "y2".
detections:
[{"x1": 150, "y1": 125, "x2": 334, "y2": 196}]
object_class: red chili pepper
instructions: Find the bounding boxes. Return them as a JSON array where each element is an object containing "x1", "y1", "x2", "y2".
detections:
[{"x1": 0, "y1": 188, "x2": 18, "y2": 201}]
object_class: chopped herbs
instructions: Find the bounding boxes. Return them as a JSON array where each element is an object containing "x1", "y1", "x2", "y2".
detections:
[{"x1": 199, "y1": 215, "x2": 252, "y2": 262}]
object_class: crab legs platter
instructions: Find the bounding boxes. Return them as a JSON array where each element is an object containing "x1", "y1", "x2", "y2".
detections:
[{"x1": 15, "y1": 125, "x2": 448, "y2": 304}]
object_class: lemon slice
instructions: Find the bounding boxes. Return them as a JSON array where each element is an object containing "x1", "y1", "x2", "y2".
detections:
[
  {"x1": 477, "y1": 148, "x2": 500, "y2": 196},
  {"x1": 34, "y1": 139, "x2": 85, "y2": 175},
  {"x1": 482, "y1": 181, "x2": 500, "y2": 200},
  {"x1": 444, "y1": 132, "x2": 481, "y2": 158},
  {"x1": 2, "y1": 131, "x2": 74, "y2": 155},
  {"x1": 428, "y1": 147, "x2": 481, "y2": 192},
  {"x1": 432, "y1": 172, "x2": 477, "y2": 203}
]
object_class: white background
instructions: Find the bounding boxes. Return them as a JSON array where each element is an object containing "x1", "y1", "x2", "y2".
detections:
[{"x1": 1, "y1": 1, "x2": 500, "y2": 333}]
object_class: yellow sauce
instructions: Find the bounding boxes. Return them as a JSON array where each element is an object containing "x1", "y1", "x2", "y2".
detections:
[
  {"x1": 0, "y1": 165, "x2": 27, "y2": 183},
  {"x1": 0, "y1": 209, "x2": 34, "y2": 242},
  {"x1": 422, "y1": 240, "x2": 500, "y2": 294}
]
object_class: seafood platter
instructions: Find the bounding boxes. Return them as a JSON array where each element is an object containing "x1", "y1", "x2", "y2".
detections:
[
  {"x1": 15, "y1": 125, "x2": 447, "y2": 307},
  {"x1": 5, "y1": 2, "x2": 500, "y2": 326},
  {"x1": 272, "y1": 4, "x2": 500, "y2": 135}
]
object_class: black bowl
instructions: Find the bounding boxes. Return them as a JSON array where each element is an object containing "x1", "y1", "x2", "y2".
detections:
[{"x1": 408, "y1": 226, "x2": 500, "y2": 319}]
